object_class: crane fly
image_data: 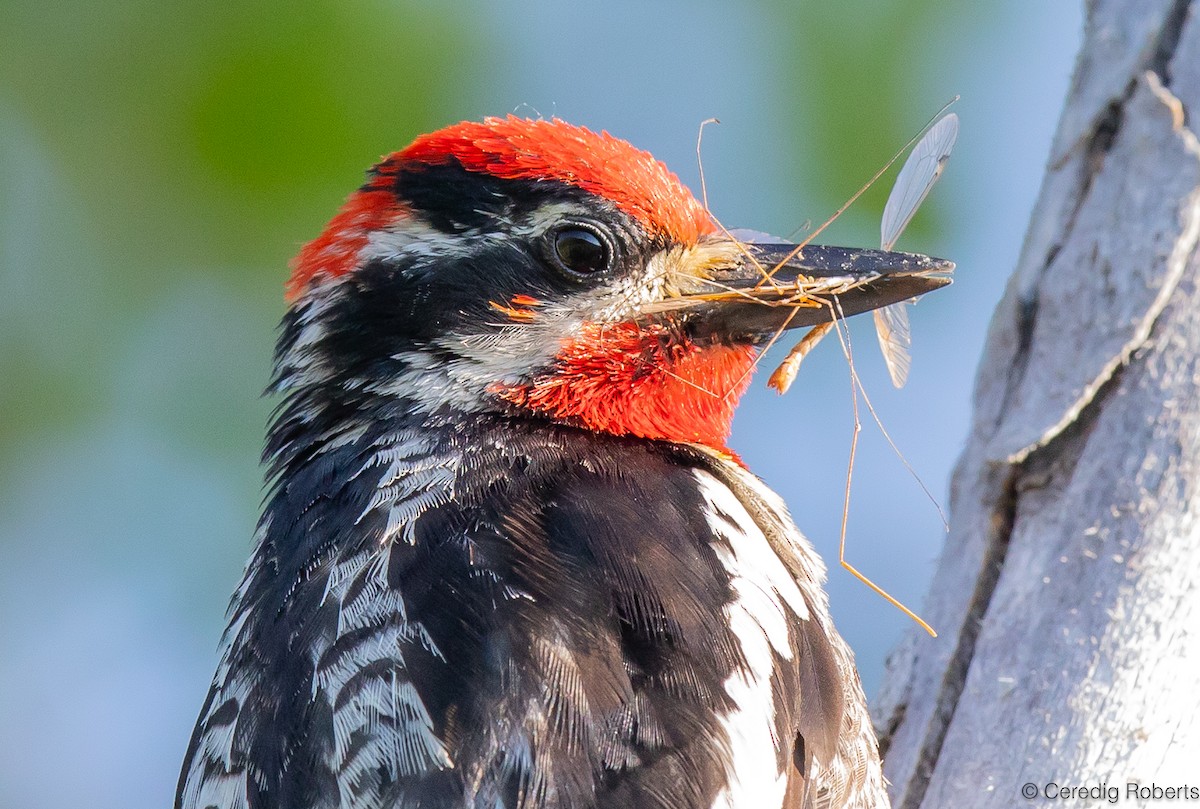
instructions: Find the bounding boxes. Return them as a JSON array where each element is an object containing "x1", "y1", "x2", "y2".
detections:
[
  {"x1": 768, "y1": 111, "x2": 959, "y2": 393},
  {"x1": 692, "y1": 109, "x2": 956, "y2": 636},
  {"x1": 755, "y1": 109, "x2": 958, "y2": 637}
]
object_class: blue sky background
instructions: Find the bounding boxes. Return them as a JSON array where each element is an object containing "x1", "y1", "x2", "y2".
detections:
[{"x1": 0, "y1": 2, "x2": 1081, "y2": 806}]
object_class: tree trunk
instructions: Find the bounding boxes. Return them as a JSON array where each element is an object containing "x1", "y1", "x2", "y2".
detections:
[{"x1": 872, "y1": 1, "x2": 1200, "y2": 806}]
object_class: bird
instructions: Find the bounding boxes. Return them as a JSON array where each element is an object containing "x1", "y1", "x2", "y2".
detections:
[{"x1": 176, "y1": 116, "x2": 952, "y2": 809}]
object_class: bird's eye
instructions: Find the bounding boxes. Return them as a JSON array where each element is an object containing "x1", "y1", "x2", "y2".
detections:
[{"x1": 549, "y1": 226, "x2": 613, "y2": 277}]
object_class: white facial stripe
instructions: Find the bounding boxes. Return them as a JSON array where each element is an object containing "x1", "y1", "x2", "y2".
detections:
[
  {"x1": 510, "y1": 200, "x2": 606, "y2": 238},
  {"x1": 282, "y1": 225, "x2": 751, "y2": 422},
  {"x1": 357, "y1": 219, "x2": 484, "y2": 266},
  {"x1": 343, "y1": 241, "x2": 735, "y2": 415}
]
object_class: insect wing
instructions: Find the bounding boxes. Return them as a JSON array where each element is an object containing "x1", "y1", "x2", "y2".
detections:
[
  {"x1": 873, "y1": 302, "x2": 913, "y2": 388},
  {"x1": 880, "y1": 113, "x2": 958, "y2": 251},
  {"x1": 875, "y1": 112, "x2": 957, "y2": 387}
]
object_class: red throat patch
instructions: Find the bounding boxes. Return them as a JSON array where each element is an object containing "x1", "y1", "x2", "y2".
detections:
[{"x1": 493, "y1": 323, "x2": 756, "y2": 453}]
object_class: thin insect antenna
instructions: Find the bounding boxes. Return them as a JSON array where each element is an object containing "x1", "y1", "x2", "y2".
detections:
[
  {"x1": 785, "y1": 219, "x2": 813, "y2": 242},
  {"x1": 693, "y1": 118, "x2": 780, "y2": 289},
  {"x1": 696, "y1": 118, "x2": 720, "y2": 214},
  {"x1": 826, "y1": 298, "x2": 937, "y2": 637},
  {"x1": 761, "y1": 96, "x2": 961, "y2": 286}
]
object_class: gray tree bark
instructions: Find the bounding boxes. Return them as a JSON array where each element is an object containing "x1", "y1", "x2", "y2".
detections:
[{"x1": 872, "y1": 2, "x2": 1200, "y2": 807}]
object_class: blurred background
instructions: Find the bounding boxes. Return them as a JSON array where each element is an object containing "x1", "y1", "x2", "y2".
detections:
[{"x1": 0, "y1": 1, "x2": 1080, "y2": 806}]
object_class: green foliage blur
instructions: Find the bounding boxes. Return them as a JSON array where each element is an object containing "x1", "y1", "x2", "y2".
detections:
[{"x1": 0, "y1": 0, "x2": 482, "y2": 457}]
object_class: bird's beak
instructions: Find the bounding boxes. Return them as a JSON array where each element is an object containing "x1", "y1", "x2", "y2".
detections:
[{"x1": 651, "y1": 242, "x2": 954, "y2": 343}]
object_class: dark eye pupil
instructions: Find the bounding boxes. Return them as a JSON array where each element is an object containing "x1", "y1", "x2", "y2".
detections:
[{"x1": 554, "y1": 228, "x2": 608, "y2": 274}]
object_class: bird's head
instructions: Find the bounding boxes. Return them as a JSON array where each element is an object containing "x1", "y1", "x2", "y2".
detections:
[{"x1": 277, "y1": 117, "x2": 951, "y2": 452}]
